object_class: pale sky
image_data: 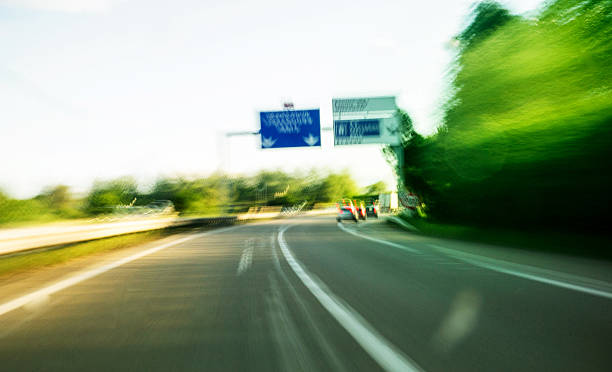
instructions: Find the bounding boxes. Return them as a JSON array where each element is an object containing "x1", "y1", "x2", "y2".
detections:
[{"x1": 0, "y1": 0, "x2": 544, "y2": 198}]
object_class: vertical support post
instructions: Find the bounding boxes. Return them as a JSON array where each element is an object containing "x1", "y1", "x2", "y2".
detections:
[
  {"x1": 392, "y1": 144, "x2": 406, "y2": 214},
  {"x1": 392, "y1": 145, "x2": 404, "y2": 188}
]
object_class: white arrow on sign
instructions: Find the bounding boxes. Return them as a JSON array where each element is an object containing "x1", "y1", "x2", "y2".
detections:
[
  {"x1": 303, "y1": 133, "x2": 319, "y2": 146},
  {"x1": 262, "y1": 137, "x2": 277, "y2": 148}
]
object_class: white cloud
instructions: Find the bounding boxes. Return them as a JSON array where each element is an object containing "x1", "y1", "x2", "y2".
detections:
[{"x1": 0, "y1": 0, "x2": 119, "y2": 13}]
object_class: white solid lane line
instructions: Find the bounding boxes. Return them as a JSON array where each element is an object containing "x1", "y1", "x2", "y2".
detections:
[
  {"x1": 337, "y1": 222, "x2": 420, "y2": 254},
  {"x1": 0, "y1": 225, "x2": 243, "y2": 318},
  {"x1": 278, "y1": 225, "x2": 423, "y2": 372},
  {"x1": 341, "y1": 219, "x2": 612, "y2": 300},
  {"x1": 342, "y1": 220, "x2": 612, "y2": 300},
  {"x1": 429, "y1": 244, "x2": 612, "y2": 300}
]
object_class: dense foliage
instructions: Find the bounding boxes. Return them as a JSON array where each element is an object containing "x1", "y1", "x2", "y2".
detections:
[
  {"x1": 0, "y1": 186, "x2": 85, "y2": 225},
  {"x1": 141, "y1": 170, "x2": 361, "y2": 215},
  {"x1": 85, "y1": 178, "x2": 139, "y2": 214},
  {"x1": 0, "y1": 169, "x2": 374, "y2": 225},
  {"x1": 399, "y1": 0, "x2": 612, "y2": 233}
]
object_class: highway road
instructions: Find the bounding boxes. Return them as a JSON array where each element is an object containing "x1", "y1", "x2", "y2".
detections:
[{"x1": 1, "y1": 216, "x2": 611, "y2": 371}]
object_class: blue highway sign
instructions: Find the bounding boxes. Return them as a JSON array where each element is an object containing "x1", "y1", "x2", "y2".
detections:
[
  {"x1": 260, "y1": 109, "x2": 321, "y2": 149},
  {"x1": 334, "y1": 119, "x2": 386, "y2": 145}
]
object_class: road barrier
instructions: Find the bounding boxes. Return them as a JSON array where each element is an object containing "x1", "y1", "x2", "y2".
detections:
[
  {"x1": 0, "y1": 207, "x2": 335, "y2": 257},
  {"x1": 0, "y1": 215, "x2": 238, "y2": 256}
]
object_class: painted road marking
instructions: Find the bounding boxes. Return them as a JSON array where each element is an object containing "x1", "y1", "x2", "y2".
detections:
[
  {"x1": 429, "y1": 244, "x2": 612, "y2": 300},
  {"x1": 337, "y1": 222, "x2": 420, "y2": 254},
  {"x1": 0, "y1": 225, "x2": 243, "y2": 318},
  {"x1": 237, "y1": 239, "x2": 254, "y2": 276},
  {"x1": 278, "y1": 225, "x2": 423, "y2": 372},
  {"x1": 341, "y1": 220, "x2": 612, "y2": 300}
]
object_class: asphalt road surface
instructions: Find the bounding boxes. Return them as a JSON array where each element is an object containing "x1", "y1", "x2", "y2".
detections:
[{"x1": 1, "y1": 216, "x2": 611, "y2": 371}]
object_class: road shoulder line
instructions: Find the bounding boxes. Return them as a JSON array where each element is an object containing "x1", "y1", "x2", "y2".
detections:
[
  {"x1": 339, "y1": 219, "x2": 612, "y2": 300},
  {"x1": 337, "y1": 222, "x2": 419, "y2": 254},
  {"x1": 429, "y1": 243, "x2": 612, "y2": 300}
]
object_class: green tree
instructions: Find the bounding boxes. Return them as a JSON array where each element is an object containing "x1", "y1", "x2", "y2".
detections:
[
  {"x1": 457, "y1": 1, "x2": 515, "y2": 49},
  {"x1": 398, "y1": 0, "x2": 612, "y2": 233},
  {"x1": 149, "y1": 175, "x2": 232, "y2": 215},
  {"x1": 384, "y1": 109, "x2": 423, "y2": 188},
  {"x1": 364, "y1": 181, "x2": 387, "y2": 195},
  {"x1": 150, "y1": 178, "x2": 186, "y2": 210},
  {"x1": 316, "y1": 172, "x2": 358, "y2": 202},
  {"x1": 85, "y1": 177, "x2": 138, "y2": 214},
  {"x1": 37, "y1": 185, "x2": 71, "y2": 210}
]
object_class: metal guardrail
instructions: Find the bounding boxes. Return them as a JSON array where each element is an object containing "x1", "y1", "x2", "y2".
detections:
[
  {"x1": 0, "y1": 216, "x2": 241, "y2": 256},
  {"x1": 171, "y1": 216, "x2": 238, "y2": 227},
  {"x1": 0, "y1": 217, "x2": 176, "y2": 256},
  {"x1": 0, "y1": 208, "x2": 337, "y2": 257}
]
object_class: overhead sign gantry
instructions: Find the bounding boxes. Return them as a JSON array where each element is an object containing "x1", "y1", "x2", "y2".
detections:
[
  {"x1": 332, "y1": 96, "x2": 400, "y2": 146},
  {"x1": 259, "y1": 109, "x2": 321, "y2": 149}
]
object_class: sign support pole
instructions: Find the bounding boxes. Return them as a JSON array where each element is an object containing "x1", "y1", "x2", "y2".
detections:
[{"x1": 392, "y1": 145, "x2": 405, "y2": 188}]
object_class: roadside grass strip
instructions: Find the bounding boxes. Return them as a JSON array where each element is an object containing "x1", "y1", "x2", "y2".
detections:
[{"x1": 0, "y1": 231, "x2": 164, "y2": 278}]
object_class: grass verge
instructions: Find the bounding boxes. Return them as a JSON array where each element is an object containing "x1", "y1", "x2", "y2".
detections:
[
  {"x1": 394, "y1": 214, "x2": 612, "y2": 260},
  {"x1": 0, "y1": 230, "x2": 167, "y2": 278}
]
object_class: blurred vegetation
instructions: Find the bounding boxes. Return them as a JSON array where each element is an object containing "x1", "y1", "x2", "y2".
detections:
[
  {"x1": 0, "y1": 169, "x2": 375, "y2": 226},
  {"x1": 396, "y1": 0, "x2": 612, "y2": 234},
  {"x1": 85, "y1": 178, "x2": 139, "y2": 215},
  {"x1": 0, "y1": 186, "x2": 85, "y2": 226},
  {"x1": 364, "y1": 181, "x2": 388, "y2": 195},
  {"x1": 397, "y1": 211, "x2": 612, "y2": 259}
]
